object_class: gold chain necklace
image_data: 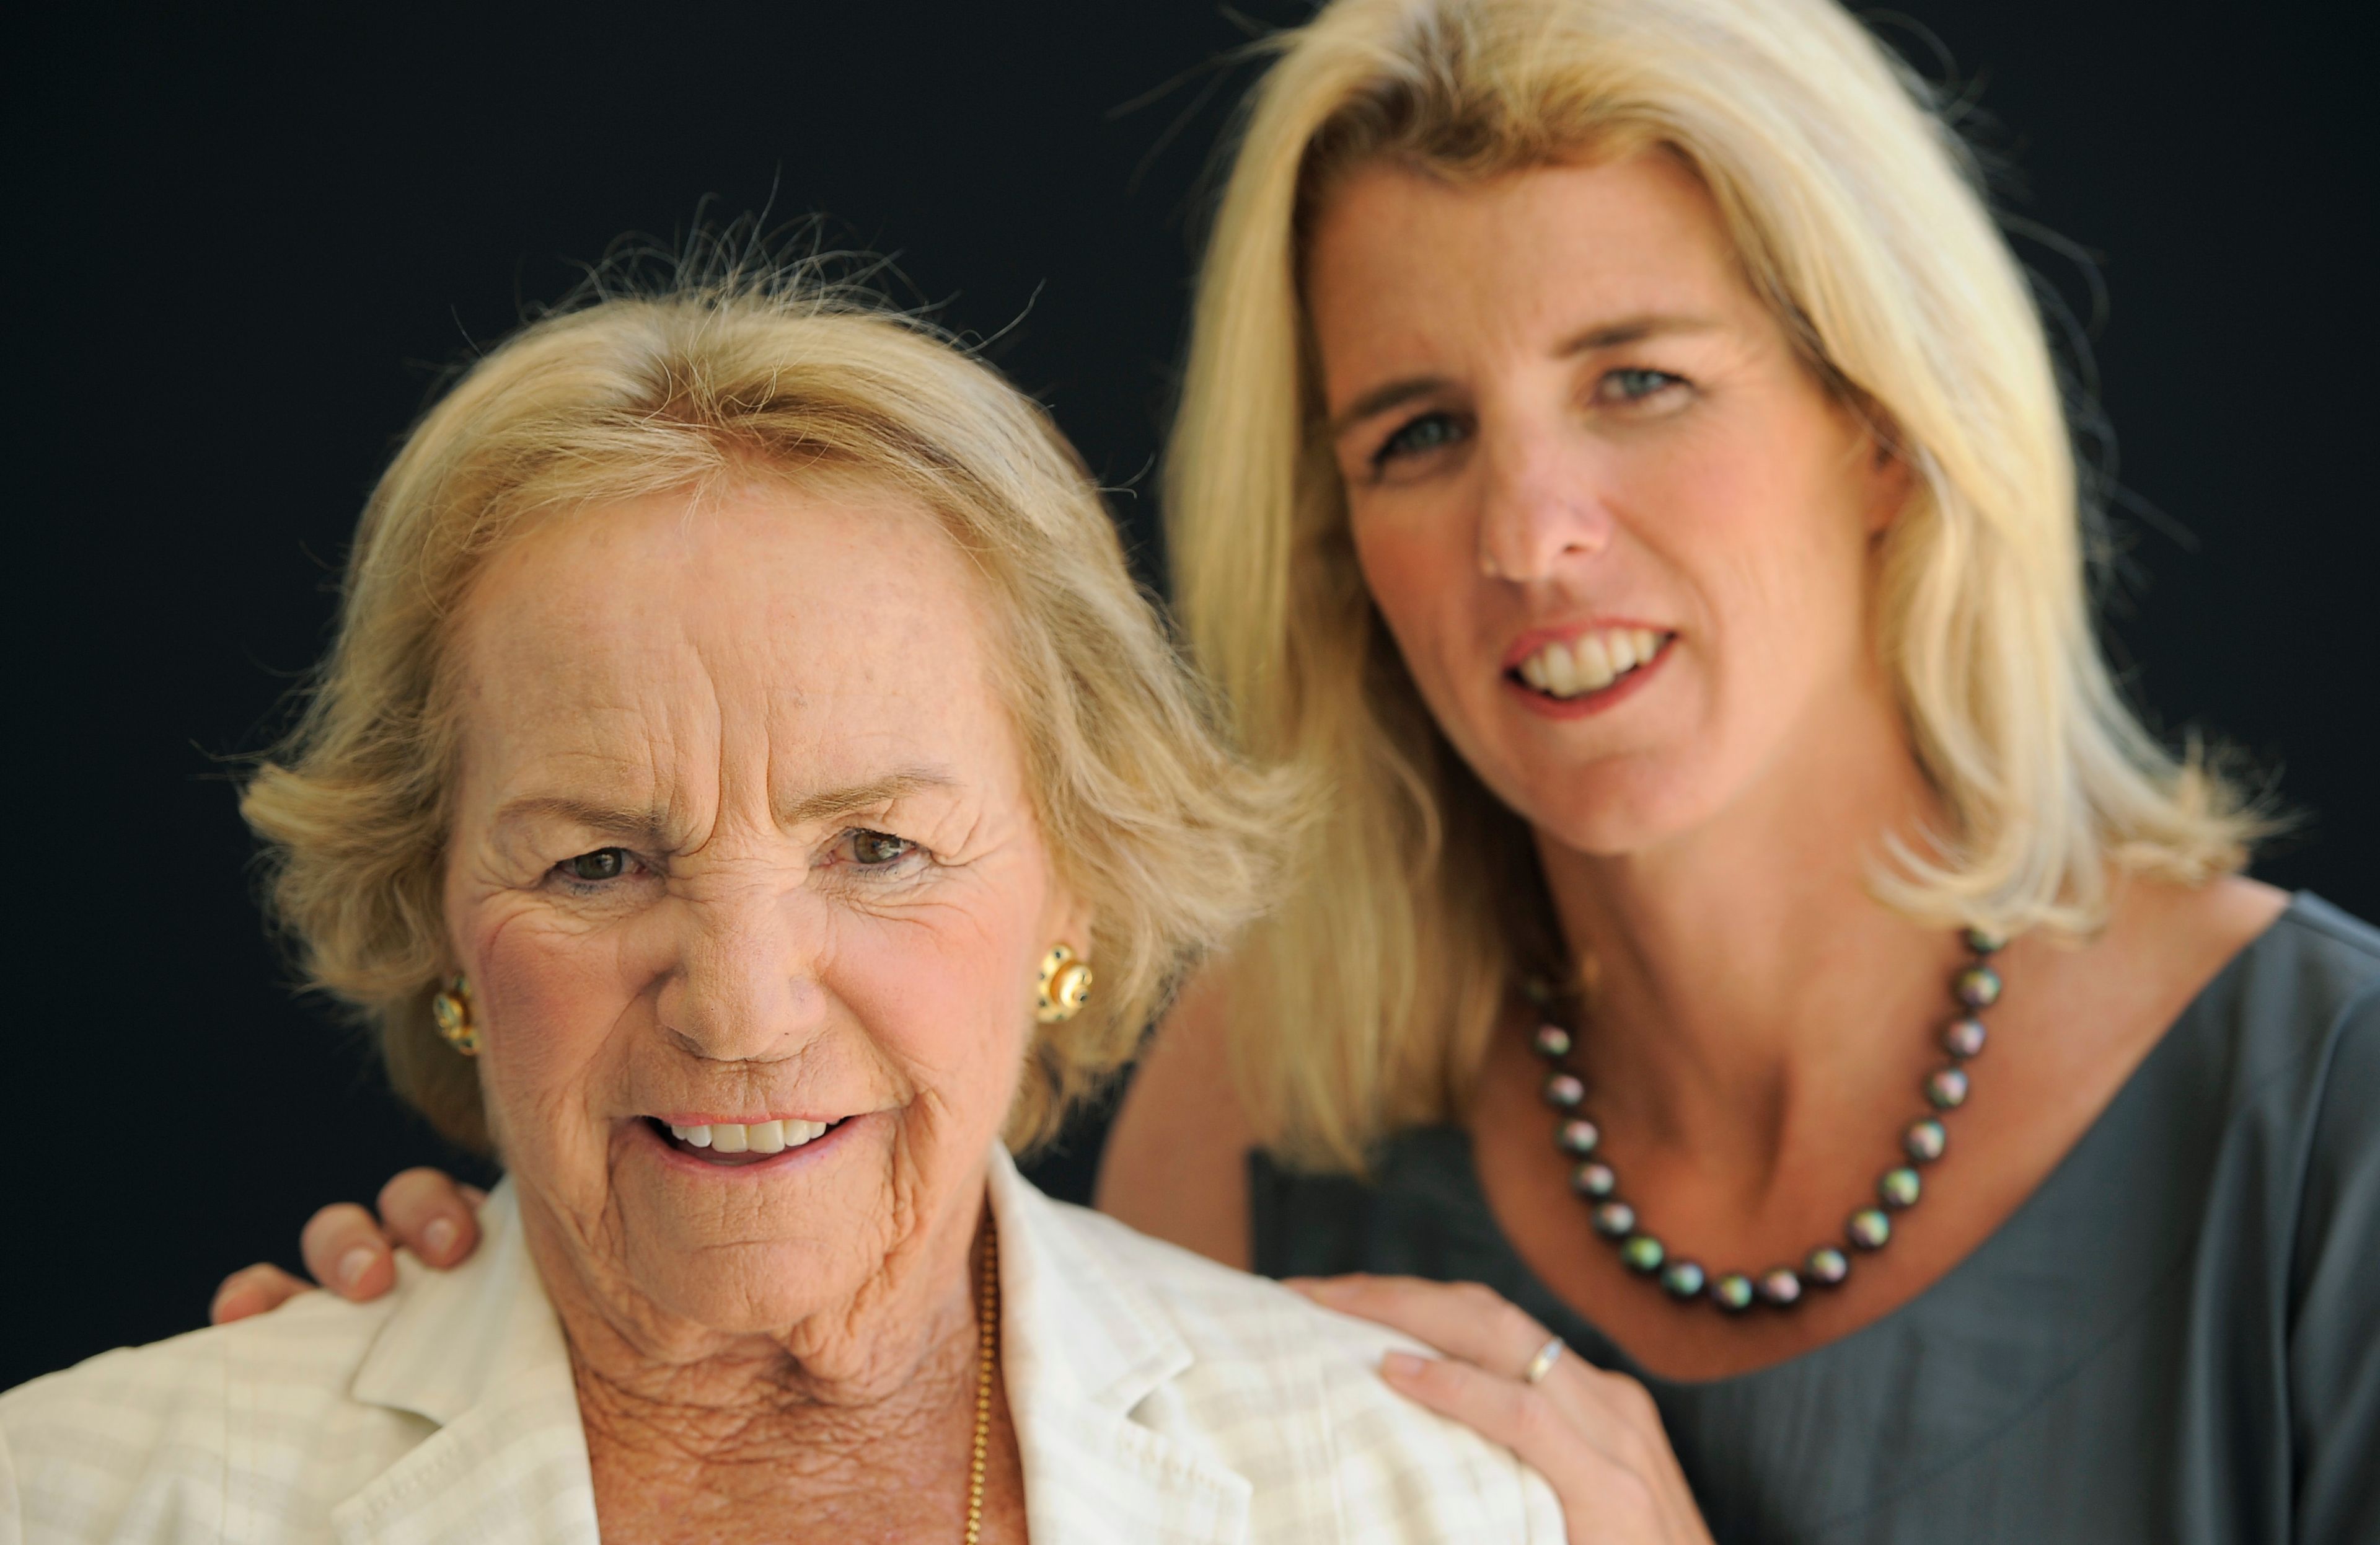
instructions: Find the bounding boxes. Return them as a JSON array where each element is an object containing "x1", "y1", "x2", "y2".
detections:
[{"x1": 964, "y1": 1217, "x2": 998, "y2": 1544}]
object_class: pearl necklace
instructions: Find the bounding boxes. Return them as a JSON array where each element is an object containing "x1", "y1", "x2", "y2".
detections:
[{"x1": 1530, "y1": 929, "x2": 2005, "y2": 1313}]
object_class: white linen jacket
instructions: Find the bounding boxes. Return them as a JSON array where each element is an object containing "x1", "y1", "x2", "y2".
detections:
[{"x1": 1, "y1": 1148, "x2": 1562, "y2": 1543}]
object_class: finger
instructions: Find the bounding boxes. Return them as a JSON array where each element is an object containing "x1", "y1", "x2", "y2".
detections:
[
  {"x1": 209, "y1": 1263, "x2": 314, "y2": 1325},
  {"x1": 299, "y1": 1202, "x2": 395, "y2": 1301},
  {"x1": 376, "y1": 1167, "x2": 481, "y2": 1268},
  {"x1": 1297, "y1": 1274, "x2": 1550, "y2": 1376},
  {"x1": 1382, "y1": 1352, "x2": 1671, "y2": 1539}
]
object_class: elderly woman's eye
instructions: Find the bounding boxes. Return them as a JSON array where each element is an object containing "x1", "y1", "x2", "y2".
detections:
[
  {"x1": 846, "y1": 830, "x2": 918, "y2": 867},
  {"x1": 558, "y1": 848, "x2": 631, "y2": 883}
]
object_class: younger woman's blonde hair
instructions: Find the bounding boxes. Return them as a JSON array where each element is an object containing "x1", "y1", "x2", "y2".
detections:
[
  {"x1": 1166, "y1": 0, "x2": 2262, "y2": 1171},
  {"x1": 245, "y1": 264, "x2": 1288, "y2": 1154}
]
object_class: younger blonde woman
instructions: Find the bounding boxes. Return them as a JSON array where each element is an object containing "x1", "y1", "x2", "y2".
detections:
[{"x1": 229, "y1": 2, "x2": 2378, "y2": 1539}]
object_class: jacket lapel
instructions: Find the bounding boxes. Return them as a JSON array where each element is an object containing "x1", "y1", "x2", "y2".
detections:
[
  {"x1": 332, "y1": 1183, "x2": 600, "y2": 1544},
  {"x1": 989, "y1": 1150, "x2": 1253, "y2": 1544}
]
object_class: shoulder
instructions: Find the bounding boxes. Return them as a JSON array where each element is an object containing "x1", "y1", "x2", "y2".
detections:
[
  {"x1": 1096, "y1": 967, "x2": 1256, "y2": 1267},
  {"x1": 1043, "y1": 1198, "x2": 1564, "y2": 1541},
  {"x1": 1, "y1": 1279, "x2": 426, "y2": 1542},
  {"x1": 2206, "y1": 892, "x2": 2380, "y2": 1103}
]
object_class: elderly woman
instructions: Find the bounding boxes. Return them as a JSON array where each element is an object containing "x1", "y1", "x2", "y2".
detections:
[
  {"x1": 0, "y1": 281, "x2": 1565, "y2": 1541},
  {"x1": 221, "y1": 0, "x2": 2380, "y2": 1539}
]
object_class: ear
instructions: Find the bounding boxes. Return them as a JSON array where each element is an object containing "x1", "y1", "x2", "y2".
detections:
[{"x1": 1858, "y1": 416, "x2": 1916, "y2": 538}]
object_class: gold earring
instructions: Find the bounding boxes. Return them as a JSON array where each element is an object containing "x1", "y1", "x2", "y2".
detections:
[
  {"x1": 431, "y1": 975, "x2": 480, "y2": 1056},
  {"x1": 1035, "y1": 945, "x2": 1093, "y2": 1024}
]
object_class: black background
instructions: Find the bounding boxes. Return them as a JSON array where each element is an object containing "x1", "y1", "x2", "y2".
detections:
[{"x1": 9, "y1": 2, "x2": 2374, "y2": 1392}]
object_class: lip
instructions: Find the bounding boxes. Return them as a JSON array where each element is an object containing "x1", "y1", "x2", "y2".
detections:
[
  {"x1": 633, "y1": 1111, "x2": 869, "y2": 1175},
  {"x1": 651, "y1": 1110, "x2": 842, "y2": 1127},
  {"x1": 1502, "y1": 633, "x2": 1674, "y2": 720},
  {"x1": 1499, "y1": 619, "x2": 1674, "y2": 673}
]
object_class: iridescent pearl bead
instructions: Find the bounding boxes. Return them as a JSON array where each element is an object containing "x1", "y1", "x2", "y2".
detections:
[
  {"x1": 1848, "y1": 1208, "x2": 1893, "y2": 1249},
  {"x1": 1904, "y1": 1117, "x2": 1948, "y2": 1163},
  {"x1": 1756, "y1": 1268, "x2": 1803, "y2": 1306},
  {"x1": 1804, "y1": 1246, "x2": 1851, "y2": 1285},
  {"x1": 1660, "y1": 1260, "x2": 1708, "y2": 1299},
  {"x1": 1556, "y1": 1118, "x2": 1601, "y2": 1156},
  {"x1": 1953, "y1": 964, "x2": 2003, "y2": 1009},
  {"x1": 1571, "y1": 1161, "x2": 1618, "y2": 1198},
  {"x1": 1926, "y1": 1066, "x2": 1970, "y2": 1110},
  {"x1": 1962, "y1": 926, "x2": 2006, "y2": 955},
  {"x1": 1533, "y1": 1024, "x2": 1574, "y2": 1060},
  {"x1": 1542, "y1": 1071, "x2": 1587, "y2": 1110},
  {"x1": 1620, "y1": 1234, "x2": 1666, "y2": 1273},
  {"x1": 1592, "y1": 1201, "x2": 1637, "y2": 1238},
  {"x1": 1879, "y1": 1166, "x2": 1922, "y2": 1209},
  {"x1": 1941, "y1": 1016, "x2": 1988, "y2": 1059},
  {"x1": 1709, "y1": 1273, "x2": 1756, "y2": 1312}
]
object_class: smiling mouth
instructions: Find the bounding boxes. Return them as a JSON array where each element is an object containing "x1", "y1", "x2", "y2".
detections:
[
  {"x1": 647, "y1": 1116, "x2": 848, "y2": 1166},
  {"x1": 1509, "y1": 627, "x2": 1672, "y2": 701}
]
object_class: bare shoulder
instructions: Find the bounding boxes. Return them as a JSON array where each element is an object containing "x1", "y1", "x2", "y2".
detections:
[
  {"x1": 2113, "y1": 872, "x2": 2291, "y2": 985},
  {"x1": 1096, "y1": 967, "x2": 1257, "y2": 1269}
]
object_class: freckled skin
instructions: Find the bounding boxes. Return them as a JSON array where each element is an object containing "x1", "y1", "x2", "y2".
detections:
[{"x1": 440, "y1": 476, "x2": 1058, "y2": 1538}]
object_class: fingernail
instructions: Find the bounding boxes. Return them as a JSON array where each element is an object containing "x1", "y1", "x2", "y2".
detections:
[
  {"x1": 337, "y1": 1246, "x2": 379, "y2": 1288},
  {"x1": 1382, "y1": 1352, "x2": 1427, "y2": 1379},
  {"x1": 423, "y1": 1218, "x2": 459, "y2": 1258}
]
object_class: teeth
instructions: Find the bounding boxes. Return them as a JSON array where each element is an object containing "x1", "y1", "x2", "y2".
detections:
[
  {"x1": 1574, "y1": 634, "x2": 1615, "y2": 689},
  {"x1": 1541, "y1": 642, "x2": 1580, "y2": 696},
  {"x1": 665, "y1": 1118, "x2": 831, "y2": 1154},
  {"x1": 1514, "y1": 629, "x2": 1668, "y2": 701}
]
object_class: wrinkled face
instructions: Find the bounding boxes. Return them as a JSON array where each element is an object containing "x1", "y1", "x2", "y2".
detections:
[
  {"x1": 441, "y1": 477, "x2": 1075, "y2": 1336},
  {"x1": 1307, "y1": 153, "x2": 1908, "y2": 857}
]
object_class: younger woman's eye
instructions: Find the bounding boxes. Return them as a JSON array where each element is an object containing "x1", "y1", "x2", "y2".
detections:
[
  {"x1": 1373, "y1": 410, "x2": 1468, "y2": 467},
  {"x1": 845, "y1": 830, "x2": 918, "y2": 867},
  {"x1": 558, "y1": 848, "x2": 632, "y2": 883},
  {"x1": 1596, "y1": 367, "x2": 1690, "y2": 405}
]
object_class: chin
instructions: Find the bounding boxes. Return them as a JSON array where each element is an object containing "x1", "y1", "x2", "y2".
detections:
[
  {"x1": 621, "y1": 1232, "x2": 860, "y2": 1335},
  {"x1": 1507, "y1": 756, "x2": 1729, "y2": 860}
]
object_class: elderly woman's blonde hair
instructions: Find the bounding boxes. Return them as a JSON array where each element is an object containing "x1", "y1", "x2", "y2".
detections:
[
  {"x1": 1168, "y1": 0, "x2": 2265, "y2": 1171},
  {"x1": 245, "y1": 266, "x2": 1288, "y2": 1154}
]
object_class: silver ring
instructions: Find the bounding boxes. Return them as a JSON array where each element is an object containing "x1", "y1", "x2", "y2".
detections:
[{"x1": 1522, "y1": 1335, "x2": 1565, "y2": 1385}]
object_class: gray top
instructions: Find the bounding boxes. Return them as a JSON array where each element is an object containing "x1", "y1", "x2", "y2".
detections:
[{"x1": 1250, "y1": 893, "x2": 2380, "y2": 1544}]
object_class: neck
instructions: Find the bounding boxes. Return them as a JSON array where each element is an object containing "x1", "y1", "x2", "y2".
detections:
[
  {"x1": 1537, "y1": 691, "x2": 1958, "y2": 1188},
  {"x1": 519, "y1": 1185, "x2": 992, "y2": 1532}
]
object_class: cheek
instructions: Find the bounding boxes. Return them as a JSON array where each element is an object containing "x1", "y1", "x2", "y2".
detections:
[
  {"x1": 826, "y1": 874, "x2": 1049, "y2": 1110},
  {"x1": 1350, "y1": 504, "x2": 1474, "y2": 676},
  {"x1": 462, "y1": 904, "x2": 642, "y2": 1155}
]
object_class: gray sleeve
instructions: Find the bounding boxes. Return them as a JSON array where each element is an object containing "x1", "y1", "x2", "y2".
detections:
[{"x1": 2291, "y1": 984, "x2": 2380, "y2": 1545}]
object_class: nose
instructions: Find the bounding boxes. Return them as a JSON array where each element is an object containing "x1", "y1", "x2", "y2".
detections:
[
  {"x1": 652, "y1": 878, "x2": 829, "y2": 1065},
  {"x1": 1476, "y1": 418, "x2": 1613, "y2": 583}
]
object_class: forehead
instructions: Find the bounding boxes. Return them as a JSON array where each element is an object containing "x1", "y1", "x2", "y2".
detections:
[
  {"x1": 448, "y1": 476, "x2": 1013, "y2": 795},
  {"x1": 1304, "y1": 153, "x2": 1750, "y2": 356}
]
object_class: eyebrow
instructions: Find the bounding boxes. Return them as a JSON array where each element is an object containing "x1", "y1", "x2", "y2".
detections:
[
  {"x1": 778, "y1": 769, "x2": 956, "y2": 827},
  {"x1": 488, "y1": 768, "x2": 958, "y2": 847},
  {"x1": 1325, "y1": 312, "x2": 1724, "y2": 440}
]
